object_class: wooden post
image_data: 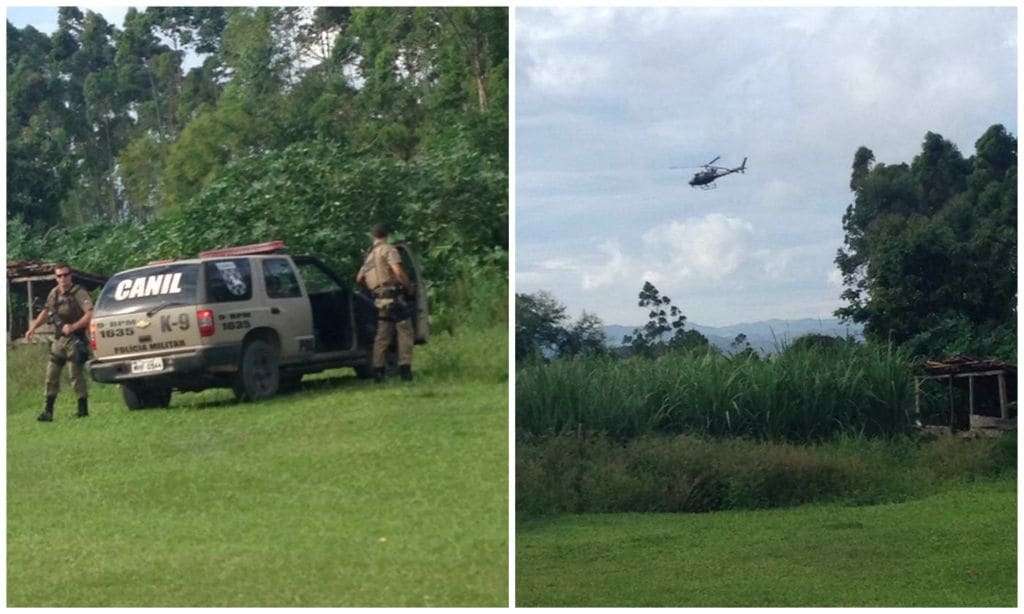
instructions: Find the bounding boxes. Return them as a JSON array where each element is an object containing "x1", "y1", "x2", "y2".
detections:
[
  {"x1": 968, "y1": 375, "x2": 975, "y2": 418},
  {"x1": 6, "y1": 280, "x2": 11, "y2": 342},
  {"x1": 998, "y1": 372, "x2": 1008, "y2": 419},
  {"x1": 914, "y1": 377, "x2": 921, "y2": 419},
  {"x1": 948, "y1": 375, "x2": 954, "y2": 430},
  {"x1": 26, "y1": 280, "x2": 34, "y2": 340}
]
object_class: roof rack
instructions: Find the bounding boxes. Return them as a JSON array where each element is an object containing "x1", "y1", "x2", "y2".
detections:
[{"x1": 198, "y1": 241, "x2": 288, "y2": 259}]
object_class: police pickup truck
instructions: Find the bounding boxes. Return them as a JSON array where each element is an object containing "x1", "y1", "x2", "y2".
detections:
[{"x1": 87, "y1": 241, "x2": 428, "y2": 409}]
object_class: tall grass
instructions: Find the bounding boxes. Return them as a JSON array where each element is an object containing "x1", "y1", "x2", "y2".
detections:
[
  {"x1": 517, "y1": 344, "x2": 916, "y2": 441},
  {"x1": 431, "y1": 262, "x2": 507, "y2": 334}
]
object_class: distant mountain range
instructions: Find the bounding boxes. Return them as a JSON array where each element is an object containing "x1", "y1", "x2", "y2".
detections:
[{"x1": 604, "y1": 318, "x2": 864, "y2": 354}]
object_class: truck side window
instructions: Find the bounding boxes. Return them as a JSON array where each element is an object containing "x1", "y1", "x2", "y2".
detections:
[
  {"x1": 262, "y1": 258, "x2": 302, "y2": 298},
  {"x1": 204, "y1": 259, "x2": 253, "y2": 303}
]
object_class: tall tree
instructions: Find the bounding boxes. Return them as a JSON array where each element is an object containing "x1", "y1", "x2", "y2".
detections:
[
  {"x1": 835, "y1": 126, "x2": 1016, "y2": 357},
  {"x1": 623, "y1": 282, "x2": 709, "y2": 356},
  {"x1": 515, "y1": 291, "x2": 569, "y2": 362},
  {"x1": 7, "y1": 22, "x2": 71, "y2": 227}
]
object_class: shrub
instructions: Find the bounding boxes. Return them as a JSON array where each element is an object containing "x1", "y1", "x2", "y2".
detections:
[
  {"x1": 7, "y1": 141, "x2": 508, "y2": 319},
  {"x1": 516, "y1": 432, "x2": 1015, "y2": 517}
]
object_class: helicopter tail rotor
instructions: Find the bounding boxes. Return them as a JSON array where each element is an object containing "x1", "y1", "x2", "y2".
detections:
[{"x1": 739, "y1": 157, "x2": 747, "y2": 173}]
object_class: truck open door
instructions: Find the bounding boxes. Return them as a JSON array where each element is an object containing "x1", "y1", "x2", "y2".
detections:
[{"x1": 396, "y1": 243, "x2": 429, "y2": 344}]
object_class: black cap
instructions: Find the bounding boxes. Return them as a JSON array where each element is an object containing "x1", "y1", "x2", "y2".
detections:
[{"x1": 371, "y1": 223, "x2": 389, "y2": 238}]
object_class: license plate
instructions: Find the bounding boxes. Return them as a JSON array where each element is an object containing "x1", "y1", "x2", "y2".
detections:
[{"x1": 130, "y1": 357, "x2": 164, "y2": 374}]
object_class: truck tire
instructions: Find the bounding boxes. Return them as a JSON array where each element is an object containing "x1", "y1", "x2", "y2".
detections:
[
  {"x1": 121, "y1": 383, "x2": 172, "y2": 410},
  {"x1": 279, "y1": 373, "x2": 303, "y2": 392},
  {"x1": 122, "y1": 383, "x2": 146, "y2": 410},
  {"x1": 150, "y1": 386, "x2": 172, "y2": 408},
  {"x1": 233, "y1": 339, "x2": 280, "y2": 401}
]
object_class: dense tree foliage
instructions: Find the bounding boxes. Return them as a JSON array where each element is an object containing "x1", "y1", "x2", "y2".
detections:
[
  {"x1": 835, "y1": 125, "x2": 1016, "y2": 359},
  {"x1": 515, "y1": 291, "x2": 606, "y2": 363},
  {"x1": 8, "y1": 7, "x2": 508, "y2": 296}
]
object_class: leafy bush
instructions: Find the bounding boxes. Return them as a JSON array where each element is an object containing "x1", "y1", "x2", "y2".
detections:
[
  {"x1": 7, "y1": 140, "x2": 507, "y2": 324},
  {"x1": 431, "y1": 251, "x2": 508, "y2": 334},
  {"x1": 516, "y1": 432, "x2": 1015, "y2": 517},
  {"x1": 416, "y1": 324, "x2": 507, "y2": 384},
  {"x1": 904, "y1": 317, "x2": 1016, "y2": 362},
  {"x1": 783, "y1": 333, "x2": 859, "y2": 355}
]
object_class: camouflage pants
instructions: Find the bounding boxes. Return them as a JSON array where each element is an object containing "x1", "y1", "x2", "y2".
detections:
[
  {"x1": 45, "y1": 336, "x2": 88, "y2": 399},
  {"x1": 372, "y1": 318, "x2": 414, "y2": 369}
]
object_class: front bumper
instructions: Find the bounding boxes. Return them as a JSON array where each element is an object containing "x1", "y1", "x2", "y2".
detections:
[{"x1": 88, "y1": 344, "x2": 242, "y2": 384}]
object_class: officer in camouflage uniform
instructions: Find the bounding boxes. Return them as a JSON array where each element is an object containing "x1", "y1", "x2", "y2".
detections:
[
  {"x1": 355, "y1": 224, "x2": 415, "y2": 382},
  {"x1": 24, "y1": 263, "x2": 94, "y2": 421}
]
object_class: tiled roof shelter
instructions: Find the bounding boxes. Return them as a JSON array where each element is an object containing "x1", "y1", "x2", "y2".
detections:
[
  {"x1": 916, "y1": 355, "x2": 1016, "y2": 435},
  {"x1": 7, "y1": 260, "x2": 107, "y2": 343}
]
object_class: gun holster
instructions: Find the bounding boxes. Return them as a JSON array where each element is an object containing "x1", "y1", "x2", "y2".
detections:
[{"x1": 389, "y1": 294, "x2": 416, "y2": 322}]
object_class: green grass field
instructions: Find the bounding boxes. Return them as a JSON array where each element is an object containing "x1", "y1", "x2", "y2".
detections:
[
  {"x1": 517, "y1": 478, "x2": 1016, "y2": 607},
  {"x1": 7, "y1": 327, "x2": 508, "y2": 606}
]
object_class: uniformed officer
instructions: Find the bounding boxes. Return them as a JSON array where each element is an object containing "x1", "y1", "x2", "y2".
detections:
[
  {"x1": 24, "y1": 263, "x2": 94, "y2": 421},
  {"x1": 355, "y1": 224, "x2": 415, "y2": 382}
]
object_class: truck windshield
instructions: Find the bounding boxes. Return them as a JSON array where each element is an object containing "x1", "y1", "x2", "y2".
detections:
[{"x1": 95, "y1": 264, "x2": 200, "y2": 316}]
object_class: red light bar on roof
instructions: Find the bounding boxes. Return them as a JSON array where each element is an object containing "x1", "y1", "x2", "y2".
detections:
[{"x1": 199, "y1": 241, "x2": 287, "y2": 259}]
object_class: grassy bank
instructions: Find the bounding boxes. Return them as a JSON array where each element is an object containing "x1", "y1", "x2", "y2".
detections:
[
  {"x1": 517, "y1": 477, "x2": 1016, "y2": 607},
  {"x1": 517, "y1": 345, "x2": 915, "y2": 441},
  {"x1": 7, "y1": 326, "x2": 507, "y2": 606}
]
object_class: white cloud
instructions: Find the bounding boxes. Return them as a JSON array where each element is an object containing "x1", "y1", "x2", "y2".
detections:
[
  {"x1": 826, "y1": 268, "x2": 844, "y2": 288},
  {"x1": 641, "y1": 214, "x2": 755, "y2": 283},
  {"x1": 538, "y1": 257, "x2": 576, "y2": 272},
  {"x1": 757, "y1": 248, "x2": 790, "y2": 279},
  {"x1": 528, "y1": 55, "x2": 611, "y2": 93},
  {"x1": 581, "y1": 241, "x2": 630, "y2": 290}
]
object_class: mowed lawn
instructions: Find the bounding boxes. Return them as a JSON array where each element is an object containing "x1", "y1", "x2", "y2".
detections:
[
  {"x1": 518, "y1": 478, "x2": 1016, "y2": 607},
  {"x1": 7, "y1": 329, "x2": 508, "y2": 606}
]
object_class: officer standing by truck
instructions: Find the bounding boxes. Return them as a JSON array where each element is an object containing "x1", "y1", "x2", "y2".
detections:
[
  {"x1": 24, "y1": 263, "x2": 94, "y2": 421},
  {"x1": 355, "y1": 224, "x2": 415, "y2": 382}
]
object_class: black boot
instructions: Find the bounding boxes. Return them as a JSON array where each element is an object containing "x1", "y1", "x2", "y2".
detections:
[
  {"x1": 400, "y1": 365, "x2": 413, "y2": 382},
  {"x1": 37, "y1": 396, "x2": 56, "y2": 422},
  {"x1": 374, "y1": 367, "x2": 386, "y2": 383},
  {"x1": 77, "y1": 398, "x2": 89, "y2": 418}
]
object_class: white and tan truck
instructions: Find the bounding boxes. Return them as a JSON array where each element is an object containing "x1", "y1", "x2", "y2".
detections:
[{"x1": 87, "y1": 241, "x2": 428, "y2": 409}]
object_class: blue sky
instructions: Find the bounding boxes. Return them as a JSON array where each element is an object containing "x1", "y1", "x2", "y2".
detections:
[
  {"x1": 7, "y1": 6, "x2": 130, "y2": 33},
  {"x1": 6, "y1": 6, "x2": 203, "y2": 69},
  {"x1": 516, "y1": 7, "x2": 1017, "y2": 326}
]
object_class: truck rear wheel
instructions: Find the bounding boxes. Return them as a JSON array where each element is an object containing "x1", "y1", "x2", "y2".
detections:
[
  {"x1": 121, "y1": 383, "x2": 172, "y2": 410},
  {"x1": 233, "y1": 339, "x2": 280, "y2": 401}
]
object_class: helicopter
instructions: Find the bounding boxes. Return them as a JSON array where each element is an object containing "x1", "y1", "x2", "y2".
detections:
[{"x1": 671, "y1": 156, "x2": 748, "y2": 189}]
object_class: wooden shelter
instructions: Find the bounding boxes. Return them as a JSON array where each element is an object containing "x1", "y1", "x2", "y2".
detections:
[
  {"x1": 7, "y1": 261, "x2": 107, "y2": 343},
  {"x1": 915, "y1": 355, "x2": 1016, "y2": 436}
]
